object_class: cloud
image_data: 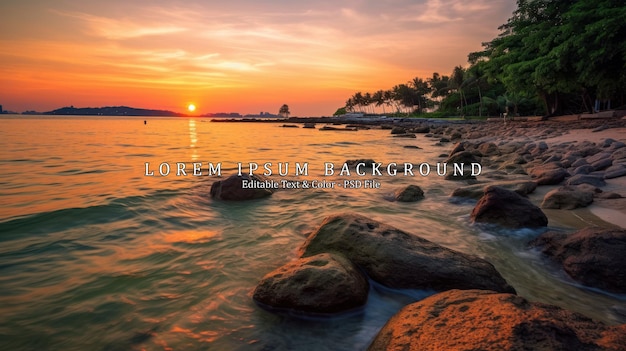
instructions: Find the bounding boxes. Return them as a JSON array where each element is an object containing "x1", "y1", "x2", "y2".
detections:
[{"x1": 55, "y1": 10, "x2": 188, "y2": 40}]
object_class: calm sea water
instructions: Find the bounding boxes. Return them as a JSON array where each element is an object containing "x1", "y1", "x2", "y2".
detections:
[{"x1": 1, "y1": 116, "x2": 624, "y2": 351}]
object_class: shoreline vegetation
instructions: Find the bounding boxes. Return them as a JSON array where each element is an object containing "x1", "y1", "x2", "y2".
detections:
[{"x1": 337, "y1": 0, "x2": 625, "y2": 121}]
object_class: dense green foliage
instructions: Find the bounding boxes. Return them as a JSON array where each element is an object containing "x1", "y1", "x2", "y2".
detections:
[{"x1": 341, "y1": 0, "x2": 625, "y2": 117}]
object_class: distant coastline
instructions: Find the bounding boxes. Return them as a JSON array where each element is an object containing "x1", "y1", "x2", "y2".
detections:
[
  {"x1": 42, "y1": 105, "x2": 186, "y2": 117},
  {"x1": 7, "y1": 105, "x2": 286, "y2": 118}
]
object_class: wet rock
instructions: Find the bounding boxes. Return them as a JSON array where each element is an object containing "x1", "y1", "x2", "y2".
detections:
[
  {"x1": 445, "y1": 150, "x2": 480, "y2": 165},
  {"x1": 210, "y1": 174, "x2": 273, "y2": 201},
  {"x1": 345, "y1": 159, "x2": 377, "y2": 169},
  {"x1": 471, "y1": 186, "x2": 548, "y2": 228},
  {"x1": 592, "y1": 124, "x2": 609, "y2": 132},
  {"x1": 477, "y1": 142, "x2": 500, "y2": 156},
  {"x1": 609, "y1": 141, "x2": 625, "y2": 151},
  {"x1": 541, "y1": 185, "x2": 595, "y2": 210},
  {"x1": 601, "y1": 138, "x2": 616, "y2": 148},
  {"x1": 447, "y1": 143, "x2": 465, "y2": 155},
  {"x1": 605, "y1": 164, "x2": 626, "y2": 179},
  {"x1": 393, "y1": 185, "x2": 424, "y2": 202},
  {"x1": 565, "y1": 174, "x2": 607, "y2": 187},
  {"x1": 410, "y1": 126, "x2": 430, "y2": 133},
  {"x1": 451, "y1": 180, "x2": 537, "y2": 200},
  {"x1": 403, "y1": 145, "x2": 422, "y2": 149},
  {"x1": 612, "y1": 149, "x2": 626, "y2": 162},
  {"x1": 253, "y1": 253, "x2": 368, "y2": 314},
  {"x1": 300, "y1": 213, "x2": 515, "y2": 293},
  {"x1": 528, "y1": 164, "x2": 569, "y2": 185},
  {"x1": 572, "y1": 158, "x2": 589, "y2": 168},
  {"x1": 572, "y1": 165, "x2": 595, "y2": 175},
  {"x1": 587, "y1": 151, "x2": 612, "y2": 165},
  {"x1": 390, "y1": 126, "x2": 406, "y2": 135},
  {"x1": 529, "y1": 227, "x2": 626, "y2": 294},
  {"x1": 392, "y1": 133, "x2": 416, "y2": 138},
  {"x1": 591, "y1": 157, "x2": 613, "y2": 171},
  {"x1": 368, "y1": 289, "x2": 626, "y2": 351}
]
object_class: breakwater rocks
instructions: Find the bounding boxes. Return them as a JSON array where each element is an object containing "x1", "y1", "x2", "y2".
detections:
[
  {"x1": 368, "y1": 289, "x2": 626, "y2": 351},
  {"x1": 253, "y1": 213, "x2": 515, "y2": 315}
]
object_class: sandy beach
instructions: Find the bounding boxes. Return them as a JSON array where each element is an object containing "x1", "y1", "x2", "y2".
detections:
[{"x1": 403, "y1": 117, "x2": 626, "y2": 230}]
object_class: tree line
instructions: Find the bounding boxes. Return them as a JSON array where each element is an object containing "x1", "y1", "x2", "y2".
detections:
[{"x1": 339, "y1": 0, "x2": 625, "y2": 118}]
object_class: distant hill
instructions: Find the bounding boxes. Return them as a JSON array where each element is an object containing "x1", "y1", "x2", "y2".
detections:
[{"x1": 44, "y1": 106, "x2": 186, "y2": 117}]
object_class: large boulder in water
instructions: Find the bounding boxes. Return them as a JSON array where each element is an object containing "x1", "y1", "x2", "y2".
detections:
[
  {"x1": 252, "y1": 253, "x2": 369, "y2": 314},
  {"x1": 299, "y1": 213, "x2": 515, "y2": 293},
  {"x1": 529, "y1": 227, "x2": 626, "y2": 294},
  {"x1": 368, "y1": 289, "x2": 626, "y2": 351},
  {"x1": 471, "y1": 186, "x2": 548, "y2": 228},
  {"x1": 210, "y1": 173, "x2": 273, "y2": 200}
]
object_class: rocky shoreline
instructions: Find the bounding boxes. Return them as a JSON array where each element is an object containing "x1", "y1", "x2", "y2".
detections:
[{"x1": 212, "y1": 116, "x2": 626, "y2": 350}]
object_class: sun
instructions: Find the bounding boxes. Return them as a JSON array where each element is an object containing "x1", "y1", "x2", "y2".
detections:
[{"x1": 187, "y1": 104, "x2": 196, "y2": 112}]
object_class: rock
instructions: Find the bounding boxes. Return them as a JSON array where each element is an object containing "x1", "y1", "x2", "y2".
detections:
[
  {"x1": 592, "y1": 124, "x2": 609, "y2": 132},
  {"x1": 565, "y1": 174, "x2": 607, "y2": 187},
  {"x1": 445, "y1": 151, "x2": 480, "y2": 165},
  {"x1": 368, "y1": 289, "x2": 626, "y2": 351},
  {"x1": 410, "y1": 126, "x2": 430, "y2": 133},
  {"x1": 300, "y1": 214, "x2": 515, "y2": 293},
  {"x1": 572, "y1": 165, "x2": 595, "y2": 175},
  {"x1": 601, "y1": 138, "x2": 616, "y2": 148},
  {"x1": 605, "y1": 164, "x2": 626, "y2": 179},
  {"x1": 392, "y1": 133, "x2": 416, "y2": 138},
  {"x1": 541, "y1": 185, "x2": 595, "y2": 210},
  {"x1": 390, "y1": 126, "x2": 406, "y2": 135},
  {"x1": 529, "y1": 227, "x2": 626, "y2": 293},
  {"x1": 609, "y1": 141, "x2": 626, "y2": 151},
  {"x1": 528, "y1": 164, "x2": 569, "y2": 185},
  {"x1": 393, "y1": 185, "x2": 425, "y2": 202},
  {"x1": 471, "y1": 186, "x2": 548, "y2": 228},
  {"x1": 449, "y1": 142, "x2": 465, "y2": 155},
  {"x1": 210, "y1": 174, "x2": 273, "y2": 201},
  {"x1": 612, "y1": 149, "x2": 626, "y2": 162},
  {"x1": 252, "y1": 253, "x2": 368, "y2": 314},
  {"x1": 345, "y1": 159, "x2": 377, "y2": 169},
  {"x1": 403, "y1": 145, "x2": 422, "y2": 149},
  {"x1": 571, "y1": 158, "x2": 589, "y2": 168},
  {"x1": 587, "y1": 151, "x2": 612, "y2": 165},
  {"x1": 451, "y1": 180, "x2": 537, "y2": 200},
  {"x1": 477, "y1": 142, "x2": 500, "y2": 156},
  {"x1": 591, "y1": 157, "x2": 613, "y2": 171}
]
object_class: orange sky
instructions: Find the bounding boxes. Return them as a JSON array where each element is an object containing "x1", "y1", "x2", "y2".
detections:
[{"x1": 0, "y1": 1, "x2": 516, "y2": 116}]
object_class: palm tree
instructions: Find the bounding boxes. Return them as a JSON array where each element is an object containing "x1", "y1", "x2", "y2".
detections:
[
  {"x1": 450, "y1": 66, "x2": 467, "y2": 117},
  {"x1": 372, "y1": 90, "x2": 385, "y2": 114}
]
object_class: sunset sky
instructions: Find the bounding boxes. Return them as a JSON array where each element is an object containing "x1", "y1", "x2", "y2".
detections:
[{"x1": 0, "y1": 0, "x2": 516, "y2": 116}]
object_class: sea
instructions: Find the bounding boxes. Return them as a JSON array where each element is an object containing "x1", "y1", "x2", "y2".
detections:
[{"x1": 1, "y1": 115, "x2": 624, "y2": 351}]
